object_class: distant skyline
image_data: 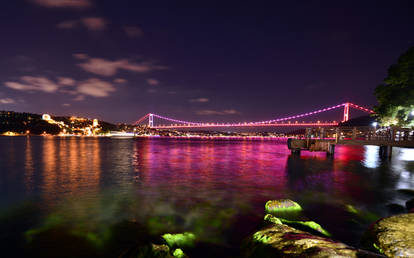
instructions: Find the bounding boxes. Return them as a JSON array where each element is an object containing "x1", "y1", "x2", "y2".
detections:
[{"x1": 0, "y1": 0, "x2": 413, "y2": 123}]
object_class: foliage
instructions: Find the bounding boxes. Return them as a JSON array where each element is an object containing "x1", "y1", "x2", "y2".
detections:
[{"x1": 374, "y1": 46, "x2": 414, "y2": 126}]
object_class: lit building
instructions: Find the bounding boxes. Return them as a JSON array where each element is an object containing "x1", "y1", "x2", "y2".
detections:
[
  {"x1": 42, "y1": 114, "x2": 51, "y2": 121},
  {"x1": 93, "y1": 119, "x2": 99, "y2": 127}
]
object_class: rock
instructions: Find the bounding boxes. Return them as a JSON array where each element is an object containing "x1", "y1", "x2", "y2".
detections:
[
  {"x1": 137, "y1": 244, "x2": 173, "y2": 258},
  {"x1": 397, "y1": 189, "x2": 414, "y2": 196},
  {"x1": 162, "y1": 232, "x2": 196, "y2": 249},
  {"x1": 243, "y1": 223, "x2": 361, "y2": 257},
  {"x1": 406, "y1": 198, "x2": 414, "y2": 210},
  {"x1": 265, "y1": 199, "x2": 303, "y2": 220},
  {"x1": 362, "y1": 213, "x2": 414, "y2": 257},
  {"x1": 264, "y1": 214, "x2": 331, "y2": 237},
  {"x1": 386, "y1": 203, "x2": 406, "y2": 214}
]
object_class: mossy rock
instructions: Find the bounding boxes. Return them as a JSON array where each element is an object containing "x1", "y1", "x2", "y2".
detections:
[
  {"x1": 265, "y1": 199, "x2": 303, "y2": 220},
  {"x1": 362, "y1": 213, "x2": 414, "y2": 257},
  {"x1": 172, "y1": 248, "x2": 188, "y2": 258},
  {"x1": 264, "y1": 214, "x2": 331, "y2": 238},
  {"x1": 162, "y1": 232, "x2": 195, "y2": 249},
  {"x1": 243, "y1": 223, "x2": 360, "y2": 257}
]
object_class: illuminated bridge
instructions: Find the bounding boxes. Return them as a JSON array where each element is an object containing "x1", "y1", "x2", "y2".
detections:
[{"x1": 134, "y1": 102, "x2": 374, "y2": 129}]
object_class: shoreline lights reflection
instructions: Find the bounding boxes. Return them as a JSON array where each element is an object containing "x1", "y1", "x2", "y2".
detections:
[{"x1": 0, "y1": 136, "x2": 412, "y2": 256}]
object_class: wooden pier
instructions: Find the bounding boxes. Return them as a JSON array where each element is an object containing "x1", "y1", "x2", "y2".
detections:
[{"x1": 287, "y1": 127, "x2": 414, "y2": 158}]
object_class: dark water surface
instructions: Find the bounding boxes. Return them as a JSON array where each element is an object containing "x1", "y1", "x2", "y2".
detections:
[{"x1": 1, "y1": 136, "x2": 414, "y2": 257}]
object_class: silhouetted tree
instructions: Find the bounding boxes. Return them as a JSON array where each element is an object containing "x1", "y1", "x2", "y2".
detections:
[{"x1": 374, "y1": 46, "x2": 414, "y2": 126}]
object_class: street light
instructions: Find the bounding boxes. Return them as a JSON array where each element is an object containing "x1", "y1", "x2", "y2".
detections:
[
  {"x1": 411, "y1": 110, "x2": 414, "y2": 116},
  {"x1": 372, "y1": 122, "x2": 378, "y2": 127}
]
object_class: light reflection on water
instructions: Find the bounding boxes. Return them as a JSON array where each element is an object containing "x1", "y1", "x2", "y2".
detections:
[{"x1": 0, "y1": 136, "x2": 414, "y2": 257}]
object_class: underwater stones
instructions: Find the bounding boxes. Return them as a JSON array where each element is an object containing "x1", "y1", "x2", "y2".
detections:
[
  {"x1": 172, "y1": 248, "x2": 187, "y2": 258},
  {"x1": 363, "y1": 213, "x2": 414, "y2": 257},
  {"x1": 243, "y1": 223, "x2": 359, "y2": 257},
  {"x1": 265, "y1": 199, "x2": 303, "y2": 220},
  {"x1": 137, "y1": 244, "x2": 173, "y2": 258},
  {"x1": 162, "y1": 232, "x2": 196, "y2": 249}
]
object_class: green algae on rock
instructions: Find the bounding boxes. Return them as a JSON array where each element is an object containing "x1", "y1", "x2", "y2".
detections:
[
  {"x1": 162, "y1": 232, "x2": 196, "y2": 249},
  {"x1": 362, "y1": 213, "x2": 414, "y2": 257},
  {"x1": 263, "y1": 214, "x2": 283, "y2": 225},
  {"x1": 264, "y1": 214, "x2": 331, "y2": 237},
  {"x1": 265, "y1": 199, "x2": 303, "y2": 220},
  {"x1": 244, "y1": 223, "x2": 360, "y2": 257},
  {"x1": 172, "y1": 248, "x2": 187, "y2": 258}
]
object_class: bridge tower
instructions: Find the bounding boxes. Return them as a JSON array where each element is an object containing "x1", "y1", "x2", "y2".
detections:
[
  {"x1": 343, "y1": 103, "x2": 350, "y2": 122},
  {"x1": 148, "y1": 113, "x2": 154, "y2": 128}
]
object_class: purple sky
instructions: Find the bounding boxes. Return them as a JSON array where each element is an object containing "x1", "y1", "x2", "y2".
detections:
[{"x1": 0, "y1": 0, "x2": 413, "y2": 123}]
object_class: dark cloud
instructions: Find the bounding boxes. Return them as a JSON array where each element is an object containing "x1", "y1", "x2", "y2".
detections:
[{"x1": 32, "y1": 0, "x2": 92, "y2": 9}]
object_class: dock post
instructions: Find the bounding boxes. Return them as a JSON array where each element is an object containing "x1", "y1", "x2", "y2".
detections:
[
  {"x1": 335, "y1": 128, "x2": 340, "y2": 143},
  {"x1": 305, "y1": 128, "x2": 312, "y2": 148},
  {"x1": 327, "y1": 143, "x2": 335, "y2": 156},
  {"x1": 379, "y1": 145, "x2": 392, "y2": 159}
]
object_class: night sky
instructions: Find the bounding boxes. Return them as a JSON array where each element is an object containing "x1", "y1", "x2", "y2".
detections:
[{"x1": 1, "y1": 0, "x2": 413, "y2": 123}]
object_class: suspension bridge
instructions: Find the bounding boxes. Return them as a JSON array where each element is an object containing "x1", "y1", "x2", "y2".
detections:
[{"x1": 134, "y1": 102, "x2": 374, "y2": 129}]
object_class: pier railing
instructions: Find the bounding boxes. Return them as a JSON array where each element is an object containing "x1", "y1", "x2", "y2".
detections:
[{"x1": 334, "y1": 127, "x2": 414, "y2": 145}]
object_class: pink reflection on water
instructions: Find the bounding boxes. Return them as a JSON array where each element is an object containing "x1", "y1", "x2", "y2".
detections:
[{"x1": 133, "y1": 138, "x2": 291, "y2": 203}]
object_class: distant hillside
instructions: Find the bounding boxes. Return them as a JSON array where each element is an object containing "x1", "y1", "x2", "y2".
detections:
[
  {"x1": 0, "y1": 111, "x2": 117, "y2": 135},
  {"x1": 339, "y1": 115, "x2": 377, "y2": 127},
  {"x1": 0, "y1": 111, "x2": 61, "y2": 134}
]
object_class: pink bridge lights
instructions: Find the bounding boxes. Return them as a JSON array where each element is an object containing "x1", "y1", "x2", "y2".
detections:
[{"x1": 134, "y1": 102, "x2": 374, "y2": 129}]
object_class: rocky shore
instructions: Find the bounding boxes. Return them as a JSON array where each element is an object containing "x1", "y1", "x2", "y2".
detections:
[
  {"x1": 21, "y1": 196, "x2": 414, "y2": 257},
  {"x1": 242, "y1": 198, "x2": 414, "y2": 257}
]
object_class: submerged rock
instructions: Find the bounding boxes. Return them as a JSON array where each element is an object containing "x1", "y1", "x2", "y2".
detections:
[
  {"x1": 162, "y1": 232, "x2": 196, "y2": 249},
  {"x1": 137, "y1": 244, "x2": 173, "y2": 258},
  {"x1": 243, "y1": 223, "x2": 360, "y2": 257},
  {"x1": 172, "y1": 248, "x2": 187, "y2": 258},
  {"x1": 363, "y1": 213, "x2": 414, "y2": 257},
  {"x1": 265, "y1": 199, "x2": 303, "y2": 220}
]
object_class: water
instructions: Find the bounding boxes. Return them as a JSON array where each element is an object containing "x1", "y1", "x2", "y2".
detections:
[{"x1": 1, "y1": 136, "x2": 414, "y2": 257}]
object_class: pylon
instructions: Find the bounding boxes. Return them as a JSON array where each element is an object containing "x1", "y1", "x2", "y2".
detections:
[{"x1": 343, "y1": 103, "x2": 349, "y2": 122}]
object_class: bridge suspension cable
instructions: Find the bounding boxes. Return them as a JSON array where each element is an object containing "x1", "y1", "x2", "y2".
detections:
[{"x1": 133, "y1": 102, "x2": 374, "y2": 128}]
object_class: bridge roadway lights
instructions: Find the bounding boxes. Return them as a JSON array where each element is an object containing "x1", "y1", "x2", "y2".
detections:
[{"x1": 139, "y1": 102, "x2": 374, "y2": 128}]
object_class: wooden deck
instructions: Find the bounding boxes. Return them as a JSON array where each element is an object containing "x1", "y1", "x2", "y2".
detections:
[{"x1": 337, "y1": 139, "x2": 414, "y2": 148}]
